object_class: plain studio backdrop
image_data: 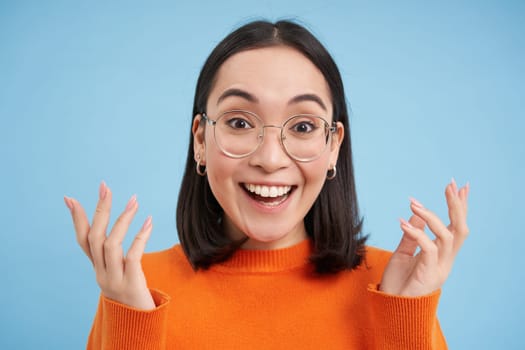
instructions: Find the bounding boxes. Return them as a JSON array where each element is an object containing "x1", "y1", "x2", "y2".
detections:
[{"x1": 1, "y1": 1, "x2": 523, "y2": 349}]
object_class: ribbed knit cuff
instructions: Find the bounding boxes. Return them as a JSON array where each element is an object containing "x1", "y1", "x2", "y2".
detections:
[
  {"x1": 101, "y1": 289, "x2": 170, "y2": 349},
  {"x1": 367, "y1": 284, "x2": 446, "y2": 350}
]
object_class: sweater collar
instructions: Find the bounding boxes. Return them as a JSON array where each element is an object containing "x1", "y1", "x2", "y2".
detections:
[{"x1": 211, "y1": 239, "x2": 313, "y2": 273}]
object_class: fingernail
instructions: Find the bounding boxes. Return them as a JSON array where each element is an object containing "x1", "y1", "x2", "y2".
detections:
[
  {"x1": 399, "y1": 218, "x2": 414, "y2": 228},
  {"x1": 126, "y1": 194, "x2": 137, "y2": 212},
  {"x1": 409, "y1": 197, "x2": 425, "y2": 209},
  {"x1": 99, "y1": 181, "x2": 107, "y2": 200},
  {"x1": 142, "y1": 216, "x2": 152, "y2": 230},
  {"x1": 64, "y1": 196, "x2": 74, "y2": 212},
  {"x1": 466, "y1": 181, "x2": 470, "y2": 195},
  {"x1": 451, "y1": 177, "x2": 459, "y2": 195}
]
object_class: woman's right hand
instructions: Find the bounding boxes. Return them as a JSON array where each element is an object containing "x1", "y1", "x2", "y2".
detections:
[{"x1": 64, "y1": 181, "x2": 155, "y2": 310}]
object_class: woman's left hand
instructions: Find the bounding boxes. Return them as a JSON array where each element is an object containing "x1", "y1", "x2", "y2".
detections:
[{"x1": 379, "y1": 179, "x2": 470, "y2": 296}]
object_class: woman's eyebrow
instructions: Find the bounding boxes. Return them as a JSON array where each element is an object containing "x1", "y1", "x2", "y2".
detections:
[
  {"x1": 217, "y1": 89, "x2": 327, "y2": 112},
  {"x1": 217, "y1": 88, "x2": 258, "y2": 105},
  {"x1": 288, "y1": 94, "x2": 327, "y2": 111}
]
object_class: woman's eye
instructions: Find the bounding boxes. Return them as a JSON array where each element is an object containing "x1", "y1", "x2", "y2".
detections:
[
  {"x1": 227, "y1": 118, "x2": 253, "y2": 129},
  {"x1": 291, "y1": 121, "x2": 315, "y2": 133}
]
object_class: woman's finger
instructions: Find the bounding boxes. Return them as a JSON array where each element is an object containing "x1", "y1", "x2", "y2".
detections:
[
  {"x1": 408, "y1": 214, "x2": 426, "y2": 230},
  {"x1": 445, "y1": 180, "x2": 469, "y2": 253},
  {"x1": 393, "y1": 214, "x2": 426, "y2": 257},
  {"x1": 400, "y1": 219, "x2": 438, "y2": 267},
  {"x1": 409, "y1": 199, "x2": 454, "y2": 262},
  {"x1": 88, "y1": 181, "x2": 113, "y2": 272},
  {"x1": 459, "y1": 182, "x2": 470, "y2": 213},
  {"x1": 394, "y1": 218, "x2": 420, "y2": 257},
  {"x1": 64, "y1": 196, "x2": 93, "y2": 263},
  {"x1": 125, "y1": 216, "x2": 153, "y2": 274},
  {"x1": 104, "y1": 195, "x2": 139, "y2": 278},
  {"x1": 446, "y1": 179, "x2": 464, "y2": 230}
]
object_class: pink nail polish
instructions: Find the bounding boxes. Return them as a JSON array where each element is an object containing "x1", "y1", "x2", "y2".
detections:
[
  {"x1": 126, "y1": 195, "x2": 137, "y2": 212},
  {"x1": 142, "y1": 216, "x2": 152, "y2": 230},
  {"x1": 99, "y1": 181, "x2": 107, "y2": 200},
  {"x1": 409, "y1": 197, "x2": 425, "y2": 209},
  {"x1": 64, "y1": 196, "x2": 74, "y2": 211},
  {"x1": 399, "y1": 218, "x2": 413, "y2": 228},
  {"x1": 451, "y1": 177, "x2": 457, "y2": 191}
]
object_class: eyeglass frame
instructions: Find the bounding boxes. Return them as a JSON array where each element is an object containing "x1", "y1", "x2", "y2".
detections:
[{"x1": 200, "y1": 109, "x2": 338, "y2": 162}]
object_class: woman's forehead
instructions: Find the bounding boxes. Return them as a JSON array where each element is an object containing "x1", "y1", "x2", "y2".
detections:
[{"x1": 209, "y1": 46, "x2": 332, "y2": 110}]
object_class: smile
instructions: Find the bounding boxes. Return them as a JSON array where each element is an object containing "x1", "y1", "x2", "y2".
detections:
[
  {"x1": 241, "y1": 183, "x2": 294, "y2": 208},
  {"x1": 243, "y1": 184, "x2": 292, "y2": 198}
]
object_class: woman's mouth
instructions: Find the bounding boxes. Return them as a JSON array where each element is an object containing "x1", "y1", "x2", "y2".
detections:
[{"x1": 242, "y1": 183, "x2": 294, "y2": 207}]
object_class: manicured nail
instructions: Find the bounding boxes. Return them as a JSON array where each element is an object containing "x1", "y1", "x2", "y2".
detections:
[
  {"x1": 409, "y1": 197, "x2": 425, "y2": 209},
  {"x1": 399, "y1": 218, "x2": 414, "y2": 228},
  {"x1": 451, "y1": 177, "x2": 458, "y2": 194},
  {"x1": 64, "y1": 196, "x2": 74, "y2": 212},
  {"x1": 99, "y1": 181, "x2": 107, "y2": 200},
  {"x1": 142, "y1": 216, "x2": 152, "y2": 230},
  {"x1": 126, "y1": 194, "x2": 137, "y2": 212}
]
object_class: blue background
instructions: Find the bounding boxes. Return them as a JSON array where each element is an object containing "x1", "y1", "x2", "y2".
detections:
[{"x1": 1, "y1": 0, "x2": 523, "y2": 348}]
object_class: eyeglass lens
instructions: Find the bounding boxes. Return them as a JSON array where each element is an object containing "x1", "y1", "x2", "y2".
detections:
[{"x1": 213, "y1": 111, "x2": 330, "y2": 161}]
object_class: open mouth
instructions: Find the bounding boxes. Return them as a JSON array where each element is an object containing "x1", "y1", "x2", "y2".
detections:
[{"x1": 242, "y1": 183, "x2": 294, "y2": 207}]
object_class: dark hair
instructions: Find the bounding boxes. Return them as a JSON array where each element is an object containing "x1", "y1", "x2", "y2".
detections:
[{"x1": 176, "y1": 20, "x2": 367, "y2": 274}]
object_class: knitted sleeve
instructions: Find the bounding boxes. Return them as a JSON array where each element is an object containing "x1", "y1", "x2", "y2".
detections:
[
  {"x1": 86, "y1": 289, "x2": 171, "y2": 350},
  {"x1": 367, "y1": 284, "x2": 447, "y2": 350}
]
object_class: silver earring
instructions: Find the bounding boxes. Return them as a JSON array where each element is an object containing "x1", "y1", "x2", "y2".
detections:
[
  {"x1": 327, "y1": 166, "x2": 336, "y2": 180},
  {"x1": 196, "y1": 159, "x2": 207, "y2": 176}
]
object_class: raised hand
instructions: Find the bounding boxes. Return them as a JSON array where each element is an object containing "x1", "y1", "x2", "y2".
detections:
[
  {"x1": 379, "y1": 179, "x2": 470, "y2": 296},
  {"x1": 64, "y1": 181, "x2": 155, "y2": 310}
]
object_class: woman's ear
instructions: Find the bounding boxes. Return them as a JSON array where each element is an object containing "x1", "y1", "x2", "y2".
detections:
[
  {"x1": 192, "y1": 114, "x2": 206, "y2": 163},
  {"x1": 329, "y1": 121, "x2": 344, "y2": 166}
]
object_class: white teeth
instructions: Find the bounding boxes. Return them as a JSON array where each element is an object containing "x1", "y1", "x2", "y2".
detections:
[{"x1": 243, "y1": 184, "x2": 292, "y2": 198}]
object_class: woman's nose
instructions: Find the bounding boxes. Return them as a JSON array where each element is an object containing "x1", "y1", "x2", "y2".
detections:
[{"x1": 248, "y1": 126, "x2": 292, "y2": 172}]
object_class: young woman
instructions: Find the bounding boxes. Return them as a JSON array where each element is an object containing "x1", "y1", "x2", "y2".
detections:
[{"x1": 65, "y1": 20, "x2": 470, "y2": 349}]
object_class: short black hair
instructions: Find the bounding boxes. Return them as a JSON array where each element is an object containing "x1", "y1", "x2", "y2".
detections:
[{"x1": 176, "y1": 20, "x2": 367, "y2": 274}]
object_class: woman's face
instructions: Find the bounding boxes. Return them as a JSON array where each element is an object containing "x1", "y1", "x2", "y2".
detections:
[{"x1": 193, "y1": 46, "x2": 344, "y2": 250}]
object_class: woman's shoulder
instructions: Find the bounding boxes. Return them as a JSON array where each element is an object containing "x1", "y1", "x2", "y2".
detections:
[
  {"x1": 142, "y1": 244, "x2": 186, "y2": 264},
  {"x1": 328, "y1": 245, "x2": 393, "y2": 289},
  {"x1": 361, "y1": 245, "x2": 393, "y2": 271},
  {"x1": 141, "y1": 244, "x2": 195, "y2": 282}
]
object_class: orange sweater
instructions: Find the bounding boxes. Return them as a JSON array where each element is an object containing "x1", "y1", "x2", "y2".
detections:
[{"x1": 87, "y1": 239, "x2": 447, "y2": 349}]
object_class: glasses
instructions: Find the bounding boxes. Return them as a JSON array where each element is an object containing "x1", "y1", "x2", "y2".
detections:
[{"x1": 201, "y1": 110, "x2": 336, "y2": 162}]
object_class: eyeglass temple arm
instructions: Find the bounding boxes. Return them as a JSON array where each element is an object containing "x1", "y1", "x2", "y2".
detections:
[
  {"x1": 329, "y1": 122, "x2": 337, "y2": 133},
  {"x1": 201, "y1": 113, "x2": 217, "y2": 126}
]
